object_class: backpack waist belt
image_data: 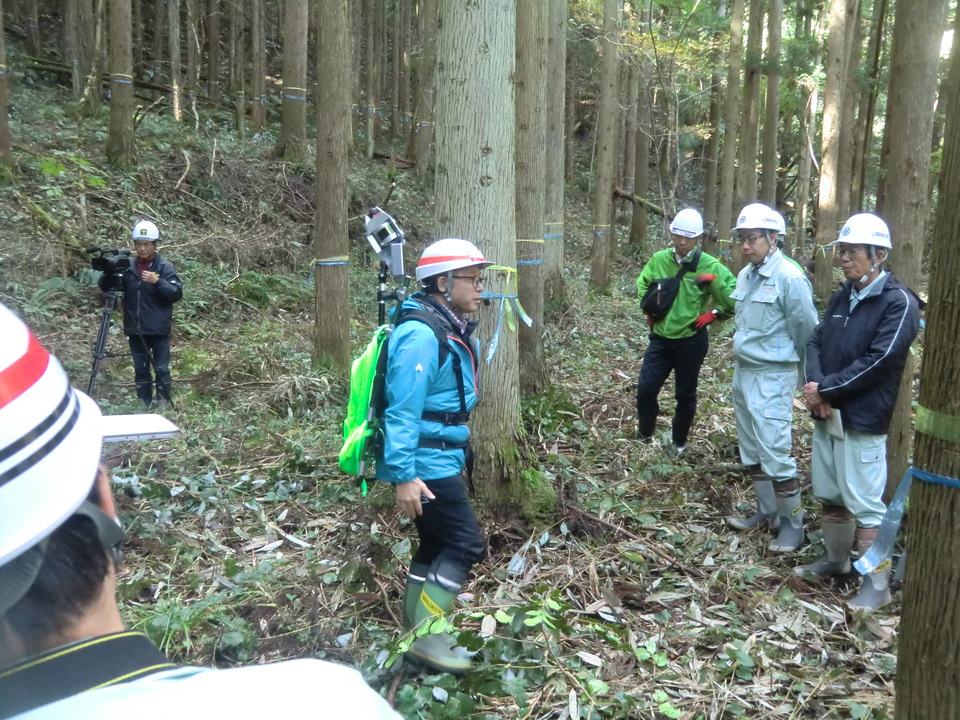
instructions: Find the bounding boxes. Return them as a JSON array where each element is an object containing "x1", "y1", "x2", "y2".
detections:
[
  {"x1": 418, "y1": 437, "x2": 470, "y2": 451},
  {"x1": 421, "y1": 410, "x2": 470, "y2": 425}
]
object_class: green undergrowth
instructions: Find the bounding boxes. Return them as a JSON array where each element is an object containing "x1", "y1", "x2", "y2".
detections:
[{"x1": 0, "y1": 71, "x2": 899, "y2": 720}]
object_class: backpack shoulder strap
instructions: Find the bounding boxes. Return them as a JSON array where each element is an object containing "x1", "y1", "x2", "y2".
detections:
[
  {"x1": 675, "y1": 250, "x2": 701, "y2": 279},
  {"x1": 395, "y1": 303, "x2": 468, "y2": 418}
]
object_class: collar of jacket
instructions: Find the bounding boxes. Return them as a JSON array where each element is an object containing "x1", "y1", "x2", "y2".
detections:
[{"x1": 0, "y1": 631, "x2": 176, "y2": 719}]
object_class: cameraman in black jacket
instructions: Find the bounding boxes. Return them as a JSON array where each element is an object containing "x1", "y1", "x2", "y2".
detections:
[{"x1": 99, "y1": 220, "x2": 183, "y2": 407}]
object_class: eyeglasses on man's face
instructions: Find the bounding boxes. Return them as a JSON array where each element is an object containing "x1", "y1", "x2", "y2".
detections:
[
  {"x1": 834, "y1": 244, "x2": 868, "y2": 258},
  {"x1": 738, "y1": 233, "x2": 767, "y2": 246},
  {"x1": 452, "y1": 275, "x2": 485, "y2": 289}
]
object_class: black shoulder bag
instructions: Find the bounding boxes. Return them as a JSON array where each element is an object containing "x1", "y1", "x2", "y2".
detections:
[{"x1": 639, "y1": 250, "x2": 701, "y2": 322}]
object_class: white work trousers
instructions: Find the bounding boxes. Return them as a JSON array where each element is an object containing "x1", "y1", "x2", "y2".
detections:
[
  {"x1": 810, "y1": 422, "x2": 887, "y2": 527},
  {"x1": 732, "y1": 365, "x2": 798, "y2": 481}
]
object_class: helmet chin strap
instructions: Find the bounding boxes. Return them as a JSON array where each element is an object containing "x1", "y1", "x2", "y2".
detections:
[
  {"x1": 858, "y1": 248, "x2": 883, "y2": 284},
  {"x1": 442, "y1": 271, "x2": 464, "y2": 313}
]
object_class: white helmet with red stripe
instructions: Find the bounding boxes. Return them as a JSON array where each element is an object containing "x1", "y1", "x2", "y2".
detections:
[
  {"x1": 415, "y1": 238, "x2": 493, "y2": 284},
  {"x1": 0, "y1": 304, "x2": 104, "y2": 571}
]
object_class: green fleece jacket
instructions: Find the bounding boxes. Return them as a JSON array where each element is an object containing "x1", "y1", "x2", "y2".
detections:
[{"x1": 636, "y1": 248, "x2": 737, "y2": 339}]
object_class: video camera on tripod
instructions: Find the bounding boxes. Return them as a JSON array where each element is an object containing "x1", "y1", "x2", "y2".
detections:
[{"x1": 87, "y1": 246, "x2": 132, "y2": 294}]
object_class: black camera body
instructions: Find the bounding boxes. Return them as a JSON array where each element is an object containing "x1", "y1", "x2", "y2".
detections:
[{"x1": 88, "y1": 246, "x2": 132, "y2": 293}]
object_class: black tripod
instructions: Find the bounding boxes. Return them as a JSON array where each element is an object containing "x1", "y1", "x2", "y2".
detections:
[{"x1": 87, "y1": 291, "x2": 123, "y2": 395}]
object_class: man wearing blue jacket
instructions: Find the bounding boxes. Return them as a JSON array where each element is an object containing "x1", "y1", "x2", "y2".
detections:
[
  {"x1": 377, "y1": 238, "x2": 492, "y2": 675},
  {"x1": 99, "y1": 220, "x2": 183, "y2": 407},
  {"x1": 797, "y1": 213, "x2": 921, "y2": 611}
]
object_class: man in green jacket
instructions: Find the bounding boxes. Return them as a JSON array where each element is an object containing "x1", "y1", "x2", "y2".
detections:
[{"x1": 635, "y1": 208, "x2": 737, "y2": 455}]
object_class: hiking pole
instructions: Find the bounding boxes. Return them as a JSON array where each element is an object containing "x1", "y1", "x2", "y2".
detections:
[{"x1": 364, "y1": 206, "x2": 408, "y2": 325}]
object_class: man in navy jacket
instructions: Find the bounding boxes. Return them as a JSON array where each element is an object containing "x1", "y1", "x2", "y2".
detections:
[{"x1": 797, "y1": 213, "x2": 920, "y2": 610}]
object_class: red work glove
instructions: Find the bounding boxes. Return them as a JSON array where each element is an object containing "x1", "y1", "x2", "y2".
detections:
[
  {"x1": 695, "y1": 273, "x2": 716, "y2": 289},
  {"x1": 692, "y1": 310, "x2": 718, "y2": 329}
]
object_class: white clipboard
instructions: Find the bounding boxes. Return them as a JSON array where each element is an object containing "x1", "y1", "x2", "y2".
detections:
[{"x1": 101, "y1": 414, "x2": 180, "y2": 443}]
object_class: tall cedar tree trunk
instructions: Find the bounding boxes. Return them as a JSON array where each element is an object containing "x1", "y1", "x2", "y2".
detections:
[
  {"x1": 229, "y1": 0, "x2": 245, "y2": 137},
  {"x1": 703, "y1": 71, "x2": 722, "y2": 228},
  {"x1": 65, "y1": 0, "x2": 83, "y2": 97},
  {"x1": 397, "y1": 0, "x2": 410, "y2": 138},
  {"x1": 735, "y1": 0, "x2": 762, "y2": 220},
  {"x1": 312, "y1": 0, "x2": 351, "y2": 372},
  {"x1": 250, "y1": 0, "x2": 266, "y2": 131},
  {"x1": 151, "y1": 0, "x2": 164, "y2": 95},
  {"x1": 628, "y1": 71, "x2": 651, "y2": 252},
  {"x1": 186, "y1": 0, "x2": 199, "y2": 102},
  {"x1": 106, "y1": 0, "x2": 135, "y2": 167},
  {"x1": 207, "y1": 0, "x2": 220, "y2": 103},
  {"x1": 851, "y1": 0, "x2": 887, "y2": 209},
  {"x1": 621, "y1": 61, "x2": 638, "y2": 221},
  {"x1": 716, "y1": 0, "x2": 744, "y2": 252},
  {"x1": 896, "y1": 14, "x2": 960, "y2": 708},
  {"x1": 836, "y1": 0, "x2": 860, "y2": 220},
  {"x1": 436, "y1": 0, "x2": 538, "y2": 516},
  {"x1": 25, "y1": 0, "x2": 41, "y2": 57},
  {"x1": 588, "y1": 0, "x2": 619, "y2": 292},
  {"x1": 795, "y1": 83, "x2": 818, "y2": 256},
  {"x1": 515, "y1": 0, "x2": 547, "y2": 394},
  {"x1": 564, "y1": 44, "x2": 576, "y2": 181},
  {"x1": 813, "y1": 0, "x2": 856, "y2": 304},
  {"x1": 362, "y1": 0, "x2": 379, "y2": 158},
  {"x1": 406, "y1": 0, "x2": 436, "y2": 176},
  {"x1": 760, "y1": 0, "x2": 782, "y2": 206},
  {"x1": 881, "y1": 0, "x2": 948, "y2": 501},
  {"x1": 132, "y1": 0, "x2": 143, "y2": 78},
  {"x1": 274, "y1": 0, "x2": 309, "y2": 160},
  {"x1": 167, "y1": 0, "x2": 182, "y2": 120},
  {"x1": 542, "y1": 0, "x2": 567, "y2": 309},
  {"x1": 0, "y1": 0, "x2": 11, "y2": 178},
  {"x1": 80, "y1": 0, "x2": 101, "y2": 106}
]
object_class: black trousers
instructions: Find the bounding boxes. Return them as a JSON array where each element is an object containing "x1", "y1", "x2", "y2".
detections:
[
  {"x1": 128, "y1": 334, "x2": 172, "y2": 406},
  {"x1": 412, "y1": 474, "x2": 486, "y2": 584},
  {"x1": 635, "y1": 330, "x2": 709, "y2": 447}
]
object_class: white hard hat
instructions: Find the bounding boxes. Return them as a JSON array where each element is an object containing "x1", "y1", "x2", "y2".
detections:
[
  {"x1": 0, "y1": 303, "x2": 104, "y2": 570},
  {"x1": 833, "y1": 213, "x2": 892, "y2": 249},
  {"x1": 415, "y1": 238, "x2": 493, "y2": 283},
  {"x1": 669, "y1": 208, "x2": 704, "y2": 238},
  {"x1": 772, "y1": 211, "x2": 786, "y2": 236},
  {"x1": 734, "y1": 203, "x2": 781, "y2": 232},
  {"x1": 132, "y1": 219, "x2": 160, "y2": 241}
]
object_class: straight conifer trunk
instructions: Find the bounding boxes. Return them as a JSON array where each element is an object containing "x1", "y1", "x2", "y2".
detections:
[
  {"x1": 274, "y1": 0, "x2": 309, "y2": 160},
  {"x1": 814, "y1": 0, "x2": 855, "y2": 304},
  {"x1": 880, "y1": 0, "x2": 948, "y2": 500},
  {"x1": 106, "y1": 0, "x2": 136, "y2": 167},
  {"x1": 588, "y1": 0, "x2": 619, "y2": 292},
  {"x1": 405, "y1": 0, "x2": 436, "y2": 176},
  {"x1": 759, "y1": 0, "x2": 782, "y2": 206},
  {"x1": 0, "y1": 0, "x2": 12, "y2": 177},
  {"x1": 543, "y1": 0, "x2": 567, "y2": 308},
  {"x1": 515, "y1": 0, "x2": 547, "y2": 394},
  {"x1": 434, "y1": 0, "x2": 525, "y2": 513},
  {"x1": 703, "y1": 71, "x2": 722, "y2": 228},
  {"x1": 895, "y1": 19, "x2": 960, "y2": 708},
  {"x1": 168, "y1": 0, "x2": 183, "y2": 121},
  {"x1": 207, "y1": 0, "x2": 220, "y2": 103},
  {"x1": 628, "y1": 71, "x2": 650, "y2": 252},
  {"x1": 716, "y1": 0, "x2": 744, "y2": 251},
  {"x1": 735, "y1": 0, "x2": 763, "y2": 215},
  {"x1": 250, "y1": 0, "x2": 266, "y2": 131},
  {"x1": 312, "y1": 0, "x2": 351, "y2": 372}
]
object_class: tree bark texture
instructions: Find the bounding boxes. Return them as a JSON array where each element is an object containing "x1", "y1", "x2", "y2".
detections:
[
  {"x1": 880, "y1": 0, "x2": 948, "y2": 501},
  {"x1": 621, "y1": 61, "x2": 638, "y2": 221},
  {"x1": 151, "y1": 0, "x2": 164, "y2": 93},
  {"x1": 703, "y1": 71, "x2": 722, "y2": 227},
  {"x1": 588, "y1": 0, "x2": 619, "y2": 292},
  {"x1": 717, "y1": 0, "x2": 744, "y2": 253},
  {"x1": 515, "y1": 0, "x2": 547, "y2": 395},
  {"x1": 813, "y1": 0, "x2": 856, "y2": 304},
  {"x1": 543, "y1": 0, "x2": 567, "y2": 309},
  {"x1": 628, "y1": 72, "x2": 651, "y2": 253},
  {"x1": 434, "y1": 0, "x2": 525, "y2": 514},
  {"x1": 362, "y1": 0, "x2": 379, "y2": 158},
  {"x1": 106, "y1": 0, "x2": 136, "y2": 167},
  {"x1": 0, "y1": 0, "x2": 12, "y2": 176},
  {"x1": 794, "y1": 83, "x2": 817, "y2": 257},
  {"x1": 851, "y1": 0, "x2": 887, "y2": 210},
  {"x1": 185, "y1": 0, "x2": 199, "y2": 97},
  {"x1": 760, "y1": 0, "x2": 782, "y2": 206},
  {"x1": 313, "y1": 0, "x2": 351, "y2": 372},
  {"x1": 250, "y1": 0, "x2": 266, "y2": 131},
  {"x1": 206, "y1": 0, "x2": 220, "y2": 103},
  {"x1": 405, "y1": 0, "x2": 436, "y2": 176},
  {"x1": 895, "y1": 20, "x2": 960, "y2": 710},
  {"x1": 274, "y1": 0, "x2": 309, "y2": 160},
  {"x1": 168, "y1": 0, "x2": 183, "y2": 120},
  {"x1": 736, "y1": 0, "x2": 763, "y2": 215}
]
